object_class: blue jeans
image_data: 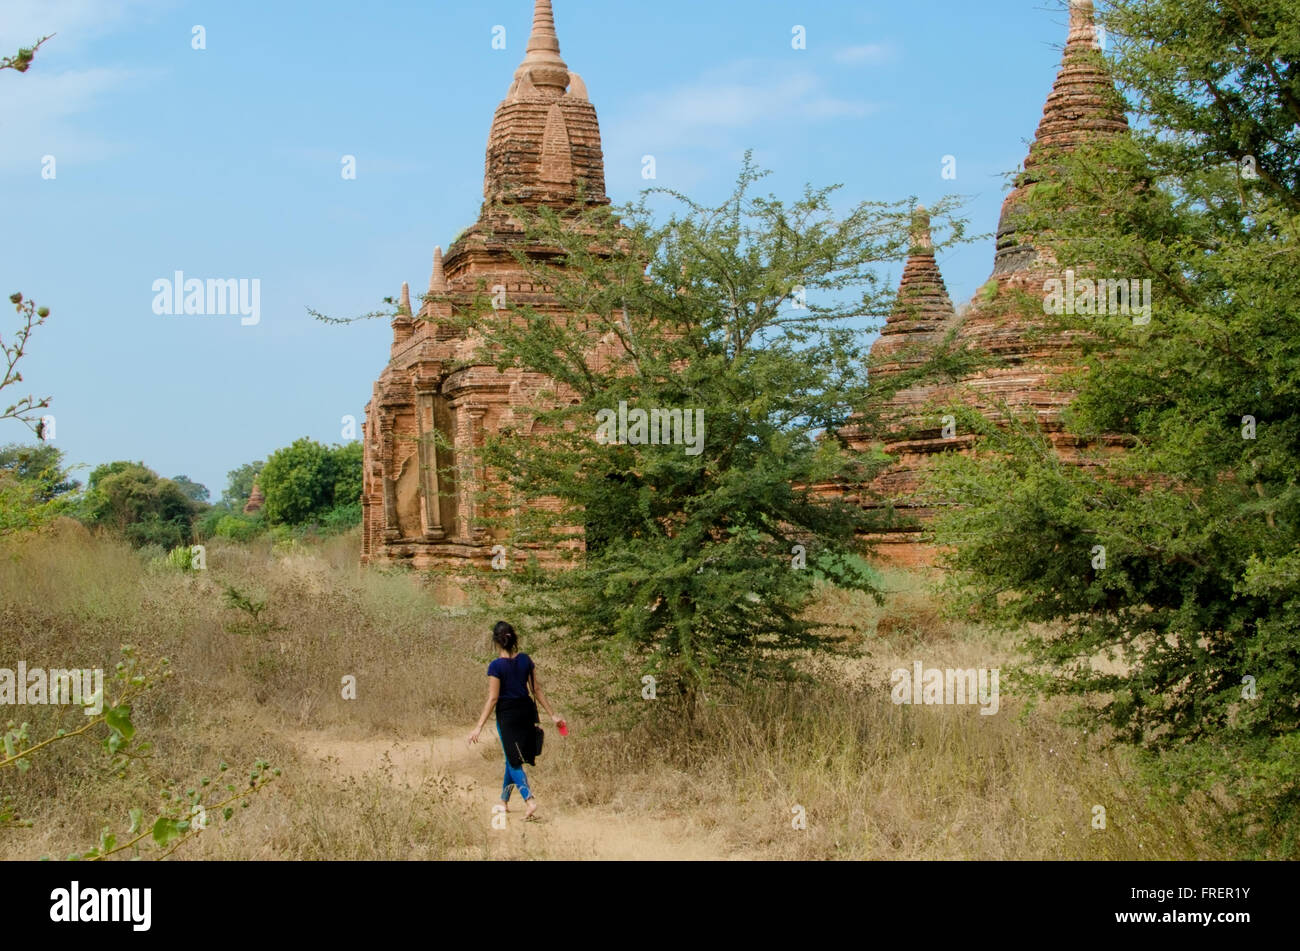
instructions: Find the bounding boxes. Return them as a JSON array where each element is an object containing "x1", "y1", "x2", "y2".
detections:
[{"x1": 497, "y1": 722, "x2": 532, "y2": 802}]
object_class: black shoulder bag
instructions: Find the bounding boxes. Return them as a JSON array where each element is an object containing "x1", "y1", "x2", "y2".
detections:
[{"x1": 521, "y1": 656, "x2": 544, "y2": 759}]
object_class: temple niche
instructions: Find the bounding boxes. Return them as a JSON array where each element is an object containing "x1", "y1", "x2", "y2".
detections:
[{"x1": 361, "y1": 0, "x2": 607, "y2": 570}]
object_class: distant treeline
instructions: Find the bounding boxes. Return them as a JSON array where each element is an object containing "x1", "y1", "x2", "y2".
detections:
[{"x1": 0, "y1": 438, "x2": 362, "y2": 549}]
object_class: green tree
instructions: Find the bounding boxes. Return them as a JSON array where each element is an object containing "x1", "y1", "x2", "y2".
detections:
[
  {"x1": 222, "y1": 460, "x2": 264, "y2": 508},
  {"x1": 0, "y1": 443, "x2": 79, "y2": 501},
  {"x1": 440, "y1": 157, "x2": 964, "y2": 711},
  {"x1": 169, "y1": 475, "x2": 210, "y2": 504},
  {"x1": 82, "y1": 463, "x2": 199, "y2": 549},
  {"x1": 928, "y1": 0, "x2": 1300, "y2": 856},
  {"x1": 259, "y1": 439, "x2": 331, "y2": 525},
  {"x1": 0, "y1": 443, "x2": 79, "y2": 535},
  {"x1": 258, "y1": 439, "x2": 361, "y2": 527},
  {"x1": 330, "y1": 441, "x2": 362, "y2": 508},
  {"x1": 321, "y1": 441, "x2": 363, "y2": 531}
]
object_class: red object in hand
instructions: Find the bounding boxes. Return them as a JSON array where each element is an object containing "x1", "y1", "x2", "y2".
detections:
[{"x1": 557, "y1": 720, "x2": 569, "y2": 736}]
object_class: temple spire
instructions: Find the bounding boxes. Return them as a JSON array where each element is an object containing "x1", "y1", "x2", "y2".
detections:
[
  {"x1": 512, "y1": 0, "x2": 569, "y2": 96},
  {"x1": 867, "y1": 203, "x2": 955, "y2": 384},
  {"x1": 482, "y1": 0, "x2": 608, "y2": 208},
  {"x1": 1030, "y1": 0, "x2": 1126, "y2": 162},
  {"x1": 1068, "y1": 0, "x2": 1101, "y2": 51},
  {"x1": 243, "y1": 482, "x2": 265, "y2": 515},
  {"x1": 392, "y1": 282, "x2": 415, "y2": 349},
  {"x1": 990, "y1": 0, "x2": 1128, "y2": 275},
  {"x1": 422, "y1": 246, "x2": 447, "y2": 317},
  {"x1": 430, "y1": 246, "x2": 447, "y2": 293},
  {"x1": 911, "y1": 206, "x2": 933, "y2": 253}
]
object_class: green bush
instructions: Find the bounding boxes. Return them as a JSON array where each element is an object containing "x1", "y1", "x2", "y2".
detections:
[
  {"x1": 165, "y1": 545, "x2": 197, "y2": 571},
  {"x1": 259, "y1": 438, "x2": 361, "y2": 527},
  {"x1": 81, "y1": 462, "x2": 198, "y2": 549},
  {"x1": 195, "y1": 504, "x2": 229, "y2": 539},
  {"x1": 124, "y1": 512, "x2": 190, "y2": 551},
  {"x1": 215, "y1": 514, "x2": 263, "y2": 543},
  {"x1": 320, "y1": 501, "x2": 361, "y2": 533}
]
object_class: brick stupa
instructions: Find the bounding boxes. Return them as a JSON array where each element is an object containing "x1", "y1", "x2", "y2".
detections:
[
  {"x1": 843, "y1": 207, "x2": 962, "y2": 564},
  {"x1": 361, "y1": 0, "x2": 608, "y2": 569},
  {"x1": 854, "y1": 0, "x2": 1131, "y2": 566},
  {"x1": 243, "y1": 482, "x2": 265, "y2": 515}
]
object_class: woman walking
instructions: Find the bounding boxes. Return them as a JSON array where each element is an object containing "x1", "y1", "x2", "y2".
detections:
[{"x1": 468, "y1": 621, "x2": 564, "y2": 820}]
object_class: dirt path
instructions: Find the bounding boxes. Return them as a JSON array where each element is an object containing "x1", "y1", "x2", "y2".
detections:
[{"x1": 287, "y1": 728, "x2": 734, "y2": 861}]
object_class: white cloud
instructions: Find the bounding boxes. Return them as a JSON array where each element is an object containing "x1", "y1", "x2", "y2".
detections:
[{"x1": 609, "y1": 59, "x2": 878, "y2": 153}]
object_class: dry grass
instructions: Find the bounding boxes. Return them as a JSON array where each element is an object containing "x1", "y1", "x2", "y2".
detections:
[
  {"x1": 0, "y1": 524, "x2": 1224, "y2": 860},
  {"x1": 543, "y1": 571, "x2": 1224, "y2": 859}
]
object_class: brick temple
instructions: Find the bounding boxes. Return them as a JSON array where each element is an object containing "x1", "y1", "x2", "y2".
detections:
[
  {"x1": 360, "y1": 0, "x2": 607, "y2": 568},
  {"x1": 361, "y1": 0, "x2": 1129, "y2": 570},
  {"x1": 844, "y1": 0, "x2": 1131, "y2": 566}
]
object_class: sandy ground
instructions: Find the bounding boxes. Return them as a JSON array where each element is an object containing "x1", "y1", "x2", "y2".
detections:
[{"x1": 287, "y1": 729, "x2": 739, "y2": 861}]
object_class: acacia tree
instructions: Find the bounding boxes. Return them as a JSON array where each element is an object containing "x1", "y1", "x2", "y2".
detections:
[
  {"x1": 440, "y1": 157, "x2": 966, "y2": 714},
  {"x1": 928, "y1": 0, "x2": 1300, "y2": 856}
]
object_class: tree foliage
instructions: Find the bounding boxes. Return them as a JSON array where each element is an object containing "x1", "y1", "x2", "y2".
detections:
[
  {"x1": 928, "y1": 0, "x2": 1300, "y2": 855},
  {"x1": 222, "y1": 460, "x2": 264, "y2": 509},
  {"x1": 169, "y1": 475, "x2": 210, "y2": 504},
  {"x1": 443, "y1": 156, "x2": 967, "y2": 711},
  {"x1": 0, "y1": 443, "x2": 79, "y2": 535},
  {"x1": 82, "y1": 462, "x2": 200, "y2": 550},
  {"x1": 0, "y1": 443, "x2": 78, "y2": 500},
  {"x1": 259, "y1": 438, "x2": 361, "y2": 528}
]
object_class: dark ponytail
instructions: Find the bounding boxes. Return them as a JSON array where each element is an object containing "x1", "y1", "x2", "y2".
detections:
[{"x1": 492, "y1": 620, "x2": 518, "y2": 654}]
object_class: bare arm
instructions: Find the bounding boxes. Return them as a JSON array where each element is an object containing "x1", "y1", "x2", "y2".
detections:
[
  {"x1": 531, "y1": 667, "x2": 562, "y2": 723},
  {"x1": 468, "y1": 676, "x2": 501, "y2": 745}
]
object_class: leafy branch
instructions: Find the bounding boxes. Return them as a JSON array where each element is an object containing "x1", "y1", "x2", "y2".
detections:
[
  {"x1": 79, "y1": 758, "x2": 278, "y2": 861},
  {"x1": 3, "y1": 293, "x2": 53, "y2": 436},
  {"x1": 0, "y1": 35, "x2": 52, "y2": 73},
  {"x1": 0, "y1": 646, "x2": 162, "y2": 778}
]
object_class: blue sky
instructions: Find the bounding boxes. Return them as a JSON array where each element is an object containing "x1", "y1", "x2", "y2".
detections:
[{"x1": 0, "y1": 0, "x2": 1098, "y2": 497}]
